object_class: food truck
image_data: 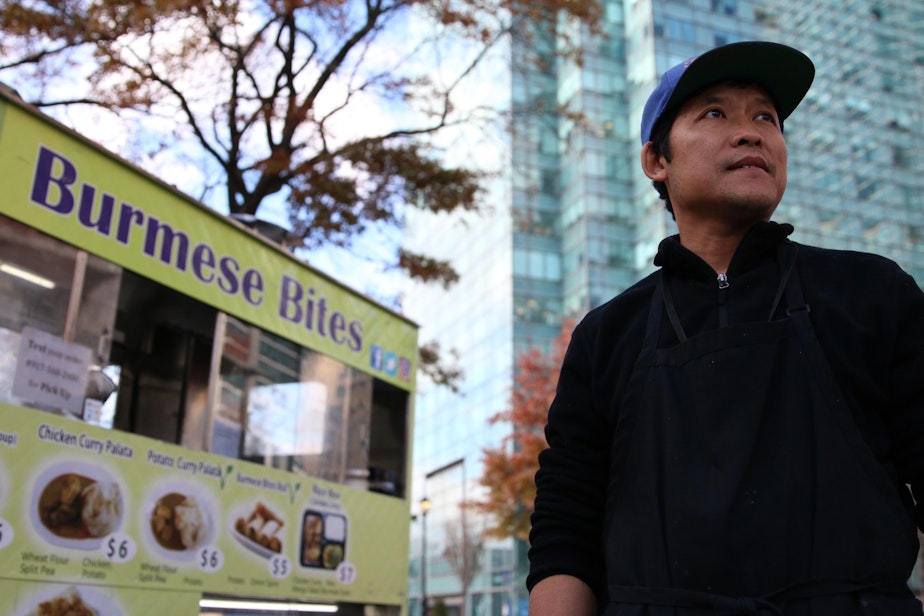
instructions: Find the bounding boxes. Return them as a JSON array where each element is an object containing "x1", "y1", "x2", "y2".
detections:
[{"x1": 0, "y1": 85, "x2": 418, "y2": 615}]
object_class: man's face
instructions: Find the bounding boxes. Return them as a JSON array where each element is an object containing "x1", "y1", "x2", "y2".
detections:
[{"x1": 651, "y1": 82, "x2": 788, "y2": 227}]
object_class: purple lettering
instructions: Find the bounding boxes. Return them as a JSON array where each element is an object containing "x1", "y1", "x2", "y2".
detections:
[
  {"x1": 217, "y1": 256, "x2": 240, "y2": 294},
  {"x1": 30, "y1": 146, "x2": 76, "y2": 214},
  {"x1": 77, "y1": 186, "x2": 114, "y2": 235},
  {"x1": 144, "y1": 217, "x2": 189, "y2": 270},
  {"x1": 316, "y1": 297, "x2": 328, "y2": 336},
  {"x1": 329, "y1": 312, "x2": 346, "y2": 343},
  {"x1": 241, "y1": 269, "x2": 263, "y2": 306},
  {"x1": 279, "y1": 275, "x2": 303, "y2": 323},
  {"x1": 348, "y1": 321, "x2": 363, "y2": 352},
  {"x1": 304, "y1": 287, "x2": 315, "y2": 330},
  {"x1": 26, "y1": 146, "x2": 279, "y2": 315},
  {"x1": 192, "y1": 244, "x2": 216, "y2": 283},
  {"x1": 116, "y1": 203, "x2": 145, "y2": 244}
]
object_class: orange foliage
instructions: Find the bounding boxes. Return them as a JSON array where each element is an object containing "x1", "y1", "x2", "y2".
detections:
[{"x1": 473, "y1": 318, "x2": 574, "y2": 541}]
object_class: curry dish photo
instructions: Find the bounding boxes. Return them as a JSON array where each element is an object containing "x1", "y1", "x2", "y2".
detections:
[
  {"x1": 26, "y1": 586, "x2": 99, "y2": 616},
  {"x1": 150, "y1": 492, "x2": 207, "y2": 551},
  {"x1": 37, "y1": 472, "x2": 122, "y2": 541}
]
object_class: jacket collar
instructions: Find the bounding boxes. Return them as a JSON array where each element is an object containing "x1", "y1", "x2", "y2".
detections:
[{"x1": 654, "y1": 220, "x2": 795, "y2": 279}]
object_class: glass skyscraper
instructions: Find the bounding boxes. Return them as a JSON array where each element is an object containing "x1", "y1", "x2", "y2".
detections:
[{"x1": 404, "y1": 1, "x2": 924, "y2": 614}]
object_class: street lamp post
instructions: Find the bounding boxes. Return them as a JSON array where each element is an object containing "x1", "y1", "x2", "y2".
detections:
[{"x1": 420, "y1": 496, "x2": 431, "y2": 616}]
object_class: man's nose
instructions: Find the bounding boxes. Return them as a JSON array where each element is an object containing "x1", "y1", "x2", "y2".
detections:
[{"x1": 732, "y1": 124, "x2": 762, "y2": 146}]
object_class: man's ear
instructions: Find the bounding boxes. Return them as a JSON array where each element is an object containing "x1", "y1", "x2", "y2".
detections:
[{"x1": 641, "y1": 142, "x2": 668, "y2": 182}]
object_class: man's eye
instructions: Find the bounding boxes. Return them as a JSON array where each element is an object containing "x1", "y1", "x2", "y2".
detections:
[
  {"x1": 704, "y1": 109, "x2": 724, "y2": 118},
  {"x1": 757, "y1": 112, "x2": 779, "y2": 124}
]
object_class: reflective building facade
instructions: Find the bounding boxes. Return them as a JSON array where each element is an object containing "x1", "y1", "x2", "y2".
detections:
[{"x1": 405, "y1": 1, "x2": 924, "y2": 614}]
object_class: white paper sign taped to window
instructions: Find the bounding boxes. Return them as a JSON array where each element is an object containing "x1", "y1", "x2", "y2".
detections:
[{"x1": 12, "y1": 326, "x2": 91, "y2": 415}]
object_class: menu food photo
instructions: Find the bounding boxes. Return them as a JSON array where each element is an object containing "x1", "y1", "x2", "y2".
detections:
[{"x1": 0, "y1": 402, "x2": 410, "y2": 614}]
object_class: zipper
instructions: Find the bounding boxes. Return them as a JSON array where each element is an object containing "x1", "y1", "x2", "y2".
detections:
[{"x1": 717, "y1": 273, "x2": 729, "y2": 327}]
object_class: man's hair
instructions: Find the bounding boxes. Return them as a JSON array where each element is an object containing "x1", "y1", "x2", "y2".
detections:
[{"x1": 648, "y1": 111, "x2": 676, "y2": 217}]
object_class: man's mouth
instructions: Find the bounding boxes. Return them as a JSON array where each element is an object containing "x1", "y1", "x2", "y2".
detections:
[{"x1": 729, "y1": 157, "x2": 768, "y2": 171}]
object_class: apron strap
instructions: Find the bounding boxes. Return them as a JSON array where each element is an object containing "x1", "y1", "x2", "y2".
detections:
[
  {"x1": 768, "y1": 241, "x2": 800, "y2": 320},
  {"x1": 780, "y1": 242, "x2": 811, "y2": 317},
  {"x1": 643, "y1": 274, "x2": 668, "y2": 349},
  {"x1": 780, "y1": 241, "x2": 901, "y2": 496},
  {"x1": 657, "y1": 241, "x2": 800, "y2": 346},
  {"x1": 662, "y1": 276, "x2": 688, "y2": 343}
]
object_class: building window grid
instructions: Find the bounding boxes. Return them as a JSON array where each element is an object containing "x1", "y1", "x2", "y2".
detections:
[
  {"x1": 711, "y1": 0, "x2": 737, "y2": 16},
  {"x1": 653, "y1": 1, "x2": 752, "y2": 52}
]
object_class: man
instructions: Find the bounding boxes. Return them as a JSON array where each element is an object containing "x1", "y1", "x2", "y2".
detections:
[{"x1": 527, "y1": 41, "x2": 924, "y2": 615}]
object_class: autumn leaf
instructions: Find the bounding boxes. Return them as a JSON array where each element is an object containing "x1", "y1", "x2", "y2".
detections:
[{"x1": 473, "y1": 318, "x2": 575, "y2": 540}]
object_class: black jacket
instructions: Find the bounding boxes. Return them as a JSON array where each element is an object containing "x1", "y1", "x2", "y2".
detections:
[{"x1": 527, "y1": 221, "x2": 924, "y2": 602}]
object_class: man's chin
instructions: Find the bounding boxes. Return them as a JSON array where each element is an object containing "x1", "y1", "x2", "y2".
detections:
[{"x1": 728, "y1": 197, "x2": 780, "y2": 221}]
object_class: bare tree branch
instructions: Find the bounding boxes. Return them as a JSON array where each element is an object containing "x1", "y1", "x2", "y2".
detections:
[{"x1": 0, "y1": 0, "x2": 602, "y2": 392}]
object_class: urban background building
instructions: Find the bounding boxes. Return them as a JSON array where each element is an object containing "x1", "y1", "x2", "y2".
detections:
[{"x1": 402, "y1": 1, "x2": 924, "y2": 614}]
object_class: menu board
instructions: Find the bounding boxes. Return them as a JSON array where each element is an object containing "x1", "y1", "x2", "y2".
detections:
[
  {"x1": 0, "y1": 580, "x2": 200, "y2": 616},
  {"x1": 0, "y1": 402, "x2": 411, "y2": 614}
]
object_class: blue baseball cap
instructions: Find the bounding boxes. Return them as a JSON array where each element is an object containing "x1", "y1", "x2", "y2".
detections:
[{"x1": 640, "y1": 41, "x2": 815, "y2": 145}]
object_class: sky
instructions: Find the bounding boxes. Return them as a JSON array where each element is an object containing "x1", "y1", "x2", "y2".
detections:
[{"x1": 0, "y1": 1, "x2": 511, "y2": 312}]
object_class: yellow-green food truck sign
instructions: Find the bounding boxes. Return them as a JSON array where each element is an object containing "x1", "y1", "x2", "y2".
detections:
[
  {"x1": 0, "y1": 402, "x2": 411, "y2": 614},
  {"x1": 0, "y1": 98, "x2": 417, "y2": 389},
  {"x1": 0, "y1": 89, "x2": 417, "y2": 615}
]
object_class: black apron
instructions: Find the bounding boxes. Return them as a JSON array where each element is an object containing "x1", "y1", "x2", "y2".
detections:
[{"x1": 604, "y1": 244, "x2": 921, "y2": 615}]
